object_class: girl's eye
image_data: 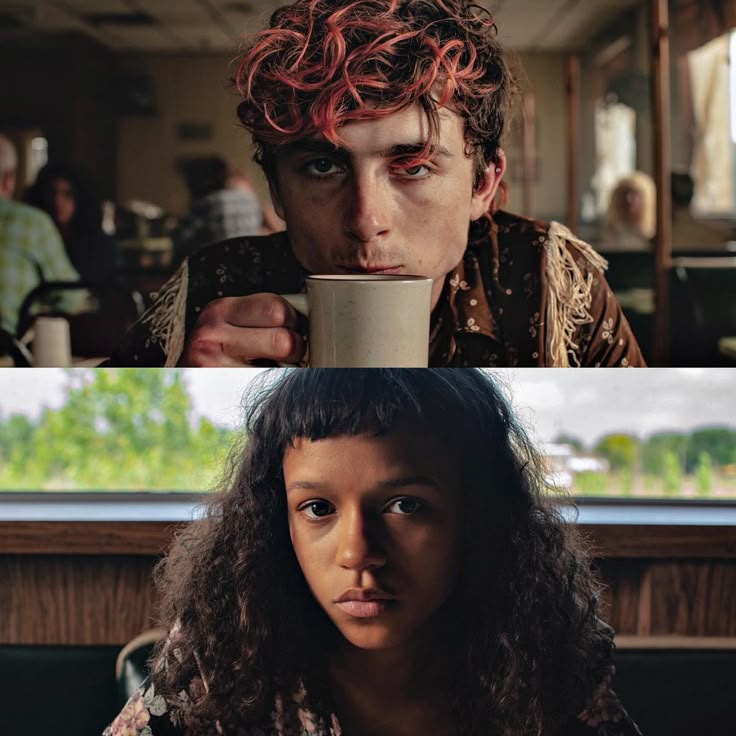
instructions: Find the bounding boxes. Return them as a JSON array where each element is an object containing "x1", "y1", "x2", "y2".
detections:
[
  {"x1": 300, "y1": 500, "x2": 335, "y2": 519},
  {"x1": 385, "y1": 497, "x2": 424, "y2": 514},
  {"x1": 304, "y1": 158, "x2": 341, "y2": 176}
]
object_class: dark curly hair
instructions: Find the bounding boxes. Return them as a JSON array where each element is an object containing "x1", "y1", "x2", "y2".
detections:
[
  {"x1": 25, "y1": 162, "x2": 103, "y2": 241},
  {"x1": 152, "y1": 368, "x2": 613, "y2": 735},
  {"x1": 234, "y1": 0, "x2": 513, "y2": 192}
]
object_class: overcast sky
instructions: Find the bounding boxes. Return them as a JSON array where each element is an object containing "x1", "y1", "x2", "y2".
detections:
[{"x1": 1, "y1": 368, "x2": 733, "y2": 448}]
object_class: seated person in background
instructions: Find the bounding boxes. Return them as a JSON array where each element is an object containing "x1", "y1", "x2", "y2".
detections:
[
  {"x1": 0, "y1": 137, "x2": 81, "y2": 335},
  {"x1": 227, "y1": 166, "x2": 286, "y2": 235},
  {"x1": 671, "y1": 172, "x2": 731, "y2": 250},
  {"x1": 601, "y1": 172, "x2": 656, "y2": 252},
  {"x1": 105, "y1": 368, "x2": 642, "y2": 736},
  {"x1": 107, "y1": 0, "x2": 644, "y2": 368},
  {"x1": 173, "y1": 156, "x2": 264, "y2": 265},
  {"x1": 25, "y1": 162, "x2": 122, "y2": 284}
]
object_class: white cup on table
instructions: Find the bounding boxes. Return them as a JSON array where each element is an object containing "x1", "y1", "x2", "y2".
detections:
[
  {"x1": 281, "y1": 274, "x2": 433, "y2": 367},
  {"x1": 32, "y1": 316, "x2": 72, "y2": 367}
]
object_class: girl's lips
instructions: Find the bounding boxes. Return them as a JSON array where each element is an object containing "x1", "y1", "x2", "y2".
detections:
[{"x1": 335, "y1": 600, "x2": 393, "y2": 617}]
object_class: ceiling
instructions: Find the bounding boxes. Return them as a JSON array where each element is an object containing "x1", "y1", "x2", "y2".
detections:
[{"x1": 0, "y1": 0, "x2": 643, "y2": 53}]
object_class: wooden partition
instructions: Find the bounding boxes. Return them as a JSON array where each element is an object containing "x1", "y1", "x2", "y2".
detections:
[{"x1": 1, "y1": 521, "x2": 735, "y2": 645}]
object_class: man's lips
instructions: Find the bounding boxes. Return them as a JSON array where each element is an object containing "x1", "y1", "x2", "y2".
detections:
[{"x1": 337, "y1": 264, "x2": 404, "y2": 275}]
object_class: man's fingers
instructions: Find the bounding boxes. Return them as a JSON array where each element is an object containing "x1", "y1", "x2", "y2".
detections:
[
  {"x1": 185, "y1": 323, "x2": 306, "y2": 366},
  {"x1": 208, "y1": 294, "x2": 304, "y2": 331}
]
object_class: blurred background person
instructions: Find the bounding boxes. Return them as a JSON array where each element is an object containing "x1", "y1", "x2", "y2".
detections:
[
  {"x1": 0, "y1": 137, "x2": 81, "y2": 335},
  {"x1": 602, "y1": 171, "x2": 657, "y2": 251},
  {"x1": 0, "y1": 134, "x2": 17, "y2": 200},
  {"x1": 173, "y1": 155, "x2": 264, "y2": 265},
  {"x1": 25, "y1": 162, "x2": 122, "y2": 284},
  {"x1": 227, "y1": 166, "x2": 285, "y2": 235}
]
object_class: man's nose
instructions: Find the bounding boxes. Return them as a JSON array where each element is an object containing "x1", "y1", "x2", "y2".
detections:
[
  {"x1": 336, "y1": 508, "x2": 387, "y2": 571},
  {"x1": 343, "y1": 173, "x2": 392, "y2": 244}
]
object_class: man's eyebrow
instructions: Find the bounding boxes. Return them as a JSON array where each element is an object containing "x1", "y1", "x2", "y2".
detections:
[
  {"x1": 281, "y1": 139, "x2": 347, "y2": 157},
  {"x1": 376, "y1": 142, "x2": 453, "y2": 159},
  {"x1": 281, "y1": 139, "x2": 453, "y2": 159}
]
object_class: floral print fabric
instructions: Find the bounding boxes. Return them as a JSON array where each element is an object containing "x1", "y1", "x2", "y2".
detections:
[
  {"x1": 104, "y1": 672, "x2": 642, "y2": 735},
  {"x1": 104, "y1": 619, "x2": 641, "y2": 736},
  {"x1": 106, "y1": 210, "x2": 645, "y2": 367}
]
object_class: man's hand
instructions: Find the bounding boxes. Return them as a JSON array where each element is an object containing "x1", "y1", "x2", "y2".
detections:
[{"x1": 179, "y1": 294, "x2": 307, "y2": 366}]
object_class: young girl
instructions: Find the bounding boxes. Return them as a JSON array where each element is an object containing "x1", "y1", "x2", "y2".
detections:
[{"x1": 105, "y1": 369, "x2": 641, "y2": 736}]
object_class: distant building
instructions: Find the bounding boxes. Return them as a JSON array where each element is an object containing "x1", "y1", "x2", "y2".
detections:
[{"x1": 542, "y1": 443, "x2": 609, "y2": 489}]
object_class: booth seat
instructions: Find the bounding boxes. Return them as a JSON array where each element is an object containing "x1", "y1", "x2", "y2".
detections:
[{"x1": 1, "y1": 642, "x2": 734, "y2": 736}]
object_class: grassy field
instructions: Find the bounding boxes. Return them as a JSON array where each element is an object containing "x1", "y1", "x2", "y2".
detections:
[
  {"x1": 2, "y1": 468, "x2": 736, "y2": 499},
  {"x1": 571, "y1": 470, "x2": 736, "y2": 499}
]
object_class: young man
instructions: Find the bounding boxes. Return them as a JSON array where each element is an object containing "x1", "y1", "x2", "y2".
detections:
[{"x1": 107, "y1": 0, "x2": 645, "y2": 367}]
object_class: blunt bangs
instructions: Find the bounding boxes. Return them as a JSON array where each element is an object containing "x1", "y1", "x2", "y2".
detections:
[{"x1": 244, "y1": 368, "x2": 513, "y2": 454}]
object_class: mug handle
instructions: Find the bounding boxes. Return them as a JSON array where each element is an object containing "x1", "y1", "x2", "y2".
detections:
[
  {"x1": 281, "y1": 293, "x2": 309, "y2": 316},
  {"x1": 277, "y1": 293, "x2": 309, "y2": 367}
]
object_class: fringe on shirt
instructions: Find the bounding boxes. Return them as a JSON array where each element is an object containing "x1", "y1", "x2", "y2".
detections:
[
  {"x1": 545, "y1": 222, "x2": 608, "y2": 367},
  {"x1": 141, "y1": 260, "x2": 189, "y2": 367}
]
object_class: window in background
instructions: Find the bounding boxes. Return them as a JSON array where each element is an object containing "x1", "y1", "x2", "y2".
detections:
[
  {"x1": 576, "y1": 1, "x2": 655, "y2": 251},
  {"x1": 28, "y1": 136, "x2": 48, "y2": 187},
  {"x1": 0, "y1": 369, "x2": 734, "y2": 501},
  {"x1": 687, "y1": 31, "x2": 734, "y2": 216},
  {"x1": 589, "y1": 100, "x2": 637, "y2": 220}
]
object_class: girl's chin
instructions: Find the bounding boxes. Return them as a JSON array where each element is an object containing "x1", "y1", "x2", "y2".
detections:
[{"x1": 338, "y1": 630, "x2": 406, "y2": 651}]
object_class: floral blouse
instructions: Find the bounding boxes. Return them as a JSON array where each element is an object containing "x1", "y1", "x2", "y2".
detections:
[
  {"x1": 104, "y1": 621, "x2": 643, "y2": 736},
  {"x1": 105, "y1": 673, "x2": 642, "y2": 736},
  {"x1": 105, "y1": 210, "x2": 645, "y2": 368}
]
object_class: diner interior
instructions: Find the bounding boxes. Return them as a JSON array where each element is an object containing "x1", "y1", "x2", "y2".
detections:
[
  {"x1": 0, "y1": 0, "x2": 735, "y2": 365},
  {"x1": 1, "y1": 366, "x2": 735, "y2": 736}
]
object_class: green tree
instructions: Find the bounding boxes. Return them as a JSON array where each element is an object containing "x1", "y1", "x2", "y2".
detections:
[
  {"x1": 695, "y1": 452, "x2": 714, "y2": 498},
  {"x1": 641, "y1": 433, "x2": 688, "y2": 475},
  {"x1": 594, "y1": 434, "x2": 639, "y2": 474},
  {"x1": 685, "y1": 428, "x2": 736, "y2": 472},
  {"x1": 662, "y1": 450, "x2": 682, "y2": 496},
  {"x1": 0, "y1": 369, "x2": 233, "y2": 491}
]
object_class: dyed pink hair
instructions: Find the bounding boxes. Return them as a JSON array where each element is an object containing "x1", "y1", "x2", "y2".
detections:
[{"x1": 235, "y1": 0, "x2": 512, "y2": 190}]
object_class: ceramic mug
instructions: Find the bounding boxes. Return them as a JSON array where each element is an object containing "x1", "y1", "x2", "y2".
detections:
[
  {"x1": 281, "y1": 274, "x2": 433, "y2": 367},
  {"x1": 32, "y1": 316, "x2": 72, "y2": 367}
]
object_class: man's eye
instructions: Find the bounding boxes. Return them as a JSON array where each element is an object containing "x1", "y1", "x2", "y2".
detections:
[
  {"x1": 304, "y1": 158, "x2": 340, "y2": 176},
  {"x1": 300, "y1": 500, "x2": 334, "y2": 519},
  {"x1": 385, "y1": 497, "x2": 424, "y2": 514},
  {"x1": 393, "y1": 162, "x2": 432, "y2": 179}
]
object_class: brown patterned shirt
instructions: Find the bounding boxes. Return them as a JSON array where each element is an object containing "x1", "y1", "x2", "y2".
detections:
[{"x1": 106, "y1": 210, "x2": 645, "y2": 367}]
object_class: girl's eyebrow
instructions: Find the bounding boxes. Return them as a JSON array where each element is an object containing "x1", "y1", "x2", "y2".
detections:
[{"x1": 285, "y1": 475, "x2": 441, "y2": 494}]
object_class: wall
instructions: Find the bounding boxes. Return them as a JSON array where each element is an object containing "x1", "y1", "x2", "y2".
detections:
[
  {"x1": 116, "y1": 53, "x2": 270, "y2": 217},
  {"x1": 504, "y1": 52, "x2": 569, "y2": 222},
  {"x1": 2, "y1": 521, "x2": 734, "y2": 645},
  {"x1": 0, "y1": 32, "x2": 118, "y2": 198}
]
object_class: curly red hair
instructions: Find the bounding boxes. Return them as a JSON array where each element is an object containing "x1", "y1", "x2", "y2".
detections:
[{"x1": 235, "y1": 0, "x2": 512, "y2": 189}]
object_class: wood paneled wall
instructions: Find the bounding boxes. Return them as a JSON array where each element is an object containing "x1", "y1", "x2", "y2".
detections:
[
  {"x1": 1, "y1": 522, "x2": 735, "y2": 645},
  {"x1": 0, "y1": 555, "x2": 158, "y2": 645},
  {"x1": 0, "y1": 32, "x2": 118, "y2": 197},
  {"x1": 599, "y1": 559, "x2": 736, "y2": 637}
]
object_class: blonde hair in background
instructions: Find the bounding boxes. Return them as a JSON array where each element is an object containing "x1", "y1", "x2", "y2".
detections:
[{"x1": 606, "y1": 171, "x2": 657, "y2": 241}]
